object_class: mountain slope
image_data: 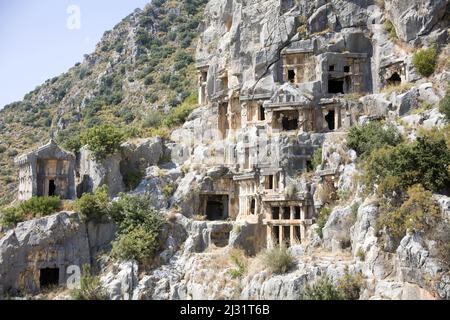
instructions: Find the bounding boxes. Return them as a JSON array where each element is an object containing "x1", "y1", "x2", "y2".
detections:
[{"x1": 0, "y1": 0, "x2": 208, "y2": 205}]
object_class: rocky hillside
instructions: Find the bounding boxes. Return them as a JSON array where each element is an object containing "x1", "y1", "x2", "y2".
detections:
[{"x1": 0, "y1": 0, "x2": 208, "y2": 205}]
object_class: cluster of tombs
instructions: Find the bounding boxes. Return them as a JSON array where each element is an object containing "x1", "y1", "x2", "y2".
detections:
[
  {"x1": 194, "y1": 41, "x2": 408, "y2": 250},
  {"x1": 14, "y1": 43, "x2": 408, "y2": 253}
]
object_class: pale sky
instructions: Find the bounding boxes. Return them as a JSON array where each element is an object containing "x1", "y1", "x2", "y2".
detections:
[{"x1": 0, "y1": 0, "x2": 150, "y2": 108}]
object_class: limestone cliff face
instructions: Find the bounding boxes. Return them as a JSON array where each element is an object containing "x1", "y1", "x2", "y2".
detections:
[{"x1": 0, "y1": 0, "x2": 449, "y2": 300}]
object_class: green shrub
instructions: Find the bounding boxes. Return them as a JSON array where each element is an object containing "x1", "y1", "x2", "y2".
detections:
[
  {"x1": 162, "y1": 92, "x2": 197, "y2": 127},
  {"x1": 60, "y1": 132, "x2": 82, "y2": 154},
  {"x1": 337, "y1": 271, "x2": 364, "y2": 300},
  {"x1": 19, "y1": 196, "x2": 61, "y2": 218},
  {"x1": 0, "y1": 197, "x2": 61, "y2": 227},
  {"x1": 110, "y1": 194, "x2": 164, "y2": 235},
  {"x1": 0, "y1": 207, "x2": 25, "y2": 227},
  {"x1": 228, "y1": 250, "x2": 247, "y2": 279},
  {"x1": 365, "y1": 135, "x2": 450, "y2": 194},
  {"x1": 347, "y1": 121, "x2": 402, "y2": 159},
  {"x1": 356, "y1": 248, "x2": 366, "y2": 261},
  {"x1": 142, "y1": 109, "x2": 164, "y2": 128},
  {"x1": 302, "y1": 276, "x2": 342, "y2": 300},
  {"x1": 303, "y1": 272, "x2": 363, "y2": 300},
  {"x1": 109, "y1": 194, "x2": 164, "y2": 264},
  {"x1": 123, "y1": 169, "x2": 143, "y2": 191},
  {"x1": 262, "y1": 246, "x2": 294, "y2": 274},
  {"x1": 316, "y1": 206, "x2": 332, "y2": 238},
  {"x1": 74, "y1": 185, "x2": 110, "y2": 222},
  {"x1": 310, "y1": 148, "x2": 322, "y2": 171},
  {"x1": 81, "y1": 124, "x2": 125, "y2": 159},
  {"x1": 162, "y1": 183, "x2": 175, "y2": 199},
  {"x1": 412, "y1": 47, "x2": 437, "y2": 77},
  {"x1": 144, "y1": 75, "x2": 154, "y2": 85},
  {"x1": 111, "y1": 226, "x2": 159, "y2": 263},
  {"x1": 378, "y1": 184, "x2": 441, "y2": 241},
  {"x1": 439, "y1": 90, "x2": 450, "y2": 120},
  {"x1": 384, "y1": 19, "x2": 397, "y2": 40},
  {"x1": 71, "y1": 264, "x2": 107, "y2": 300}
]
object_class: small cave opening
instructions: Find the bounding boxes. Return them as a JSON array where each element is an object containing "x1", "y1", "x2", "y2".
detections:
[
  {"x1": 387, "y1": 72, "x2": 401, "y2": 86},
  {"x1": 325, "y1": 110, "x2": 336, "y2": 131},
  {"x1": 205, "y1": 195, "x2": 229, "y2": 221},
  {"x1": 329, "y1": 65, "x2": 335, "y2": 71},
  {"x1": 328, "y1": 79, "x2": 344, "y2": 94},
  {"x1": 39, "y1": 268, "x2": 60, "y2": 289},
  {"x1": 48, "y1": 180, "x2": 56, "y2": 197},
  {"x1": 210, "y1": 225, "x2": 233, "y2": 248},
  {"x1": 288, "y1": 69, "x2": 296, "y2": 83},
  {"x1": 344, "y1": 65, "x2": 351, "y2": 73},
  {"x1": 282, "y1": 116, "x2": 298, "y2": 131}
]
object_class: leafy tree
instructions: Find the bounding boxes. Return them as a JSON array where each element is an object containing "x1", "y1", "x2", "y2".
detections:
[
  {"x1": 110, "y1": 193, "x2": 164, "y2": 235},
  {"x1": 412, "y1": 47, "x2": 437, "y2": 77},
  {"x1": 111, "y1": 226, "x2": 160, "y2": 264},
  {"x1": 81, "y1": 124, "x2": 125, "y2": 159},
  {"x1": 378, "y1": 184, "x2": 441, "y2": 241},
  {"x1": 74, "y1": 185, "x2": 110, "y2": 222},
  {"x1": 364, "y1": 135, "x2": 450, "y2": 194},
  {"x1": 347, "y1": 121, "x2": 403, "y2": 159}
]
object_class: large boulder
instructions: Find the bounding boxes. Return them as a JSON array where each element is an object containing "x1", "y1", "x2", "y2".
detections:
[
  {"x1": 101, "y1": 261, "x2": 139, "y2": 300},
  {"x1": 360, "y1": 94, "x2": 393, "y2": 118},
  {"x1": 77, "y1": 147, "x2": 124, "y2": 197},
  {"x1": 322, "y1": 205, "x2": 356, "y2": 252},
  {"x1": 0, "y1": 212, "x2": 91, "y2": 295},
  {"x1": 120, "y1": 137, "x2": 163, "y2": 175}
]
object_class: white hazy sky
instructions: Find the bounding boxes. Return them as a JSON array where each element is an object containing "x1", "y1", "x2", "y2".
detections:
[{"x1": 0, "y1": 0, "x2": 150, "y2": 108}]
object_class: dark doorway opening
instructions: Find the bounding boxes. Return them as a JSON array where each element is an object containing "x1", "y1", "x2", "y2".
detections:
[
  {"x1": 294, "y1": 207, "x2": 301, "y2": 220},
  {"x1": 328, "y1": 79, "x2": 344, "y2": 94},
  {"x1": 283, "y1": 207, "x2": 290, "y2": 220},
  {"x1": 268, "y1": 175, "x2": 274, "y2": 190},
  {"x1": 325, "y1": 110, "x2": 335, "y2": 131},
  {"x1": 250, "y1": 198, "x2": 256, "y2": 215},
  {"x1": 283, "y1": 226, "x2": 291, "y2": 247},
  {"x1": 259, "y1": 105, "x2": 266, "y2": 121},
  {"x1": 329, "y1": 65, "x2": 335, "y2": 72},
  {"x1": 272, "y1": 207, "x2": 280, "y2": 220},
  {"x1": 344, "y1": 65, "x2": 351, "y2": 73},
  {"x1": 288, "y1": 69, "x2": 296, "y2": 83},
  {"x1": 48, "y1": 180, "x2": 56, "y2": 196},
  {"x1": 272, "y1": 226, "x2": 280, "y2": 246},
  {"x1": 282, "y1": 116, "x2": 298, "y2": 131},
  {"x1": 387, "y1": 72, "x2": 401, "y2": 86},
  {"x1": 40, "y1": 268, "x2": 59, "y2": 288},
  {"x1": 205, "y1": 195, "x2": 229, "y2": 221}
]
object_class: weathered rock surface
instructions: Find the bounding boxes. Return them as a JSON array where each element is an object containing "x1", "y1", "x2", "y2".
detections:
[{"x1": 0, "y1": 212, "x2": 90, "y2": 295}]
